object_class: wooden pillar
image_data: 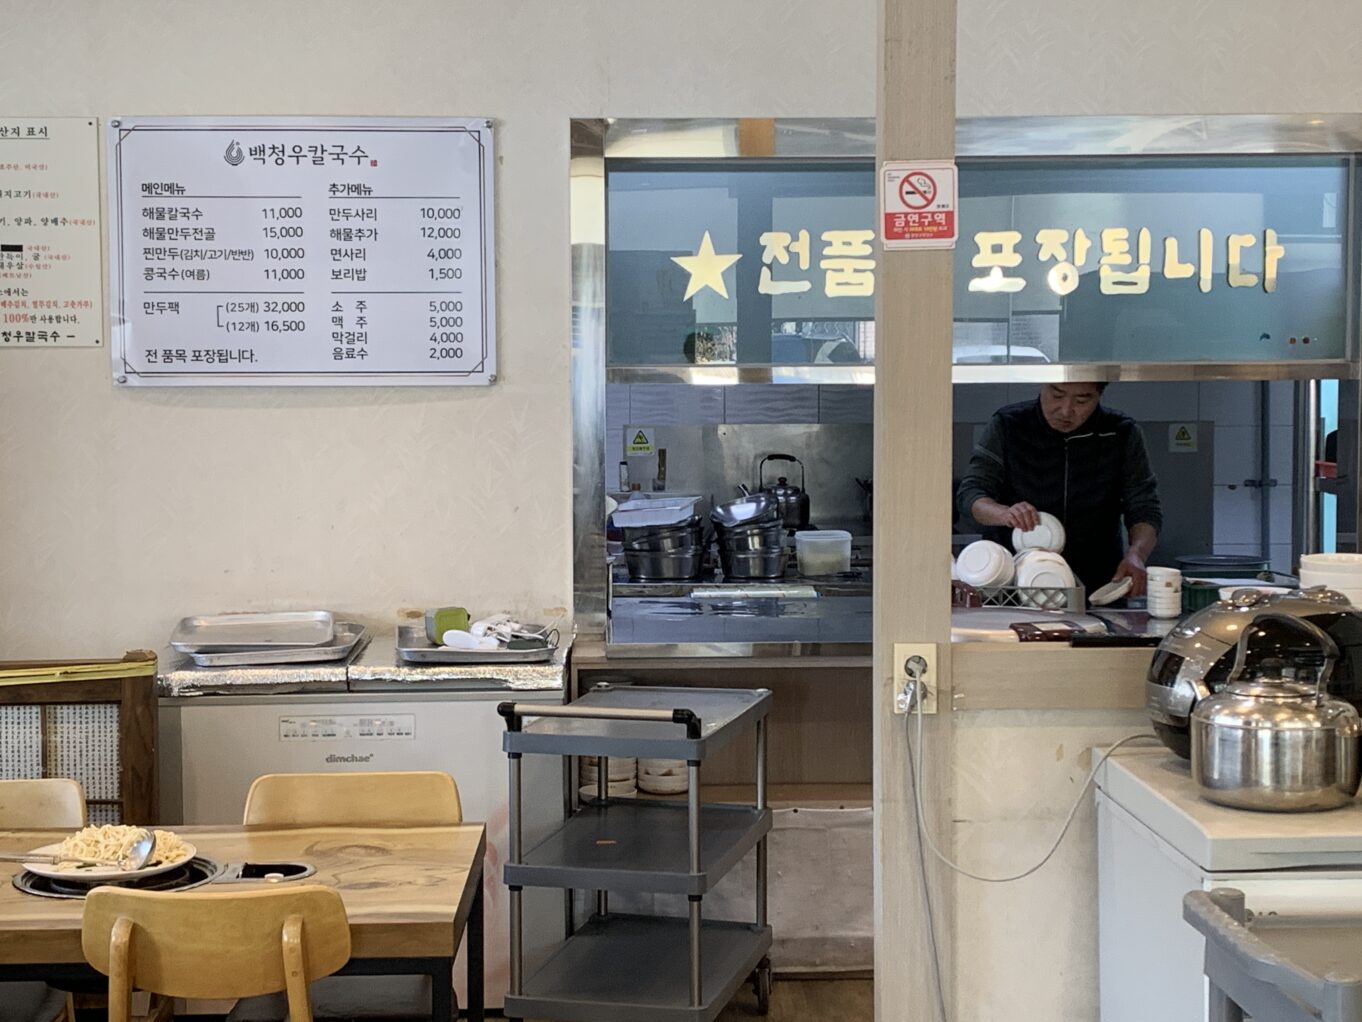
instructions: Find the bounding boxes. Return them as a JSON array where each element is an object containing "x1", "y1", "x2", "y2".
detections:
[{"x1": 873, "y1": 1, "x2": 957, "y2": 1020}]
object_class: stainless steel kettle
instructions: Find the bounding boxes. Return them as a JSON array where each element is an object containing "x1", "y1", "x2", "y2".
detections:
[
  {"x1": 759, "y1": 454, "x2": 810, "y2": 530},
  {"x1": 1191, "y1": 612, "x2": 1362, "y2": 812}
]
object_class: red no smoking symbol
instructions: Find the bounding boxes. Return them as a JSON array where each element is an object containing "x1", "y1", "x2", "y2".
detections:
[{"x1": 899, "y1": 171, "x2": 937, "y2": 210}]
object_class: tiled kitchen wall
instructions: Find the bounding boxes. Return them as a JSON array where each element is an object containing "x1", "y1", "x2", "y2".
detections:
[{"x1": 608, "y1": 380, "x2": 1300, "y2": 572}]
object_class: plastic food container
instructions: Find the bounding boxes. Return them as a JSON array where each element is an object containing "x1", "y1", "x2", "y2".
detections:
[{"x1": 795, "y1": 530, "x2": 852, "y2": 576}]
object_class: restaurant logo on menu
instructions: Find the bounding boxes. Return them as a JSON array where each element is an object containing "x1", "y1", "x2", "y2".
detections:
[{"x1": 671, "y1": 226, "x2": 1286, "y2": 301}]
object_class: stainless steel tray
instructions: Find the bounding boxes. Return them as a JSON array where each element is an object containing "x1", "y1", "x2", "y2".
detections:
[
  {"x1": 396, "y1": 622, "x2": 557, "y2": 664},
  {"x1": 170, "y1": 611, "x2": 336, "y2": 652},
  {"x1": 185, "y1": 623, "x2": 367, "y2": 667}
]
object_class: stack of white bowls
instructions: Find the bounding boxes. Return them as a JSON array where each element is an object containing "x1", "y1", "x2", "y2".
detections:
[
  {"x1": 638, "y1": 759, "x2": 689, "y2": 795},
  {"x1": 1012, "y1": 512, "x2": 1076, "y2": 608},
  {"x1": 579, "y1": 756, "x2": 638, "y2": 799},
  {"x1": 1146, "y1": 566, "x2": 1183, "y2": 618},
  {"x1": 1300, "y1": 554, "x2": 1362, "y2": 606},
  {"x1": 1013, "y1": 549, "x2": 1076, "y2": 608}
]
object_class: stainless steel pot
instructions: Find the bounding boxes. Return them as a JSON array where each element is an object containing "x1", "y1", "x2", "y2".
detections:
[
  {"x1": 622, "y1": 520, "x2": 706, "y2": 552},
  {"x1": 1191, "y1": 612, "x2": 1362, "y2": 812},
  {"x1": 624, "y1": 547, "x2": 706, "y2": 581},
  {"x1": 720, "y1": 546, "x2": 788, "y2": 581},
  {"x1": 719, "y1": 525, "x2": 787, "y2": 553},
  {"x1": 759, "y1": 454, "x2": 810, "y2": 530}
]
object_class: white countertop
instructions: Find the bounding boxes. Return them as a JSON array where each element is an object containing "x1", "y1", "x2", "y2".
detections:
[{"x1": 1097, "y1": 747, "x2": 1362, "y2": 872}]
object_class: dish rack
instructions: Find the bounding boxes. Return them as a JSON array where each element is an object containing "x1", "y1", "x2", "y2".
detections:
[
  {"x1": 498, "y1": 684, "x2": 774, "y2": 1022},
  {"x1": 953, "y1": 582, "x2": 1087, "y2": 612}
]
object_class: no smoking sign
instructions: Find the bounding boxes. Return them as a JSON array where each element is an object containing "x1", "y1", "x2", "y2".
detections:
[{"x1": 881, "y1": 160, "x2": 958, "y2": 250}]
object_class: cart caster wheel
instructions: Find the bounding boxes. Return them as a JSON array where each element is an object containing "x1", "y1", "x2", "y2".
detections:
[{"x1": 754, "y1": 959, "x2": 772, "y2": 1014}]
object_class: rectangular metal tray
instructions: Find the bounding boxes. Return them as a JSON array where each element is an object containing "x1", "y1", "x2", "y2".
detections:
[
  {"x1": 170, "y1": 610, "x2": 336, "y2": 652},
  {"x1": 185, "y1": 623, "x2": 366, "y2": 667},
  {"x1": 395, "y1": 622, "x2": 556, "y2": 664}
]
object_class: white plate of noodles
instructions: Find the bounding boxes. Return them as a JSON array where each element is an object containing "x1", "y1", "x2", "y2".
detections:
[{"x1": 23, "y1": 825, "x2": 195, "y2": 881}]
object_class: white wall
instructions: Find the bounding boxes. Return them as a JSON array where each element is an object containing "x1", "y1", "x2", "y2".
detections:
[
  {"x1": 4, "y1": 3, "x2": 1361, "y2": 1019},
  {"x1": 0, "y1": 0, "x2": 878, "y2": 657},
  {"x1": 5, "y1": 0, "x2": 1356, "y2": 654}
]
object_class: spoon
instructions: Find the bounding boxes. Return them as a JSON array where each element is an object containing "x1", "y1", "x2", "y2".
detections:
[{"x1": 0, "y1": 828, "x2": 158, "y2": 870}]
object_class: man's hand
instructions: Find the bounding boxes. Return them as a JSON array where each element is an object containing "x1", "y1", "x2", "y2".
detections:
[
  {"x1": 1001, "y1": 501, "x2": 1040, "y2": 532},
  {"x1": 1113, "y1": 550, "x2": 1148, "y2": 597}
]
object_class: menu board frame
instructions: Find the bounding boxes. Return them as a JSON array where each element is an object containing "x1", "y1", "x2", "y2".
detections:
[
  {"x1": 107, "y1": 116, "x2": 496, "y2": 387},
  {"x1": 0, "y1": 116, "x2": 104, "y2": 348}
]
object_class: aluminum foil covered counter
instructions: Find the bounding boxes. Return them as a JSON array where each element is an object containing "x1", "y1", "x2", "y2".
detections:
[{"x1": 158, "y1": 652, "x2": 352, "y2": 697}]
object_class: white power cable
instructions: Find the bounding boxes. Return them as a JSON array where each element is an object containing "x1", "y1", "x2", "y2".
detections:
[
  {"x1": 901, "y1": 684, "x2": 1162, "y2": 1022},
  {"x1": 905, "y1": 690, "x2": 1160, "y2": 883}
]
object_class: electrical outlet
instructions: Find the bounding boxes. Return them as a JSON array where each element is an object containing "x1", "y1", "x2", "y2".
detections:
[{"x1": 893, "y1": 642, "x2": 937, "y2": 715}]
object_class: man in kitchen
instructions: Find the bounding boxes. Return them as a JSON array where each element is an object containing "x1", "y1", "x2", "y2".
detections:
[{"x1": 957, "y1": 382, "x2": 1163, "y2": 597}]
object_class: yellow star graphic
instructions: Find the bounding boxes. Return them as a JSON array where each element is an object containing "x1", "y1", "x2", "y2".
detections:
[{"x1": 672, "y1": 231, "x2": 742, "y2": 301}]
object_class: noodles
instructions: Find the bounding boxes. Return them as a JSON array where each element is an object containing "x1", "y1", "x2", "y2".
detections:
[{"x1": 56, "y1": 825, "x2": 190, "y2": 867}]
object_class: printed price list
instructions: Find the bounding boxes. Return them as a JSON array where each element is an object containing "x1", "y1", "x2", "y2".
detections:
[{"x1": 108, "y1": 117, "x2": 495, "y2": 386}]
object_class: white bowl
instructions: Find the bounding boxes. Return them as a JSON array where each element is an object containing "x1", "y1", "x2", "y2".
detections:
[
  {"x1": 1300, "y1": 553, "x2": 1362, "y2": 573},
  {"x1": 1016, "y1": 554, "x2": 1076, "y2": 608},
  {"x1": 956, "y1": 541, "x2": 1015, "y2": 588},
  {"x1": 1012, "y1": 512, "x2": 1066, "y2": 554},
  {"x1": 1299, "y1": 574, "x2": 1362, "y2": 607}
]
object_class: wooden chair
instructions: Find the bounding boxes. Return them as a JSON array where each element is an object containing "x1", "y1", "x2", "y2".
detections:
[
  {"x1": 0, "y1": 779, "x2": 85, "y2": 1022},
  {"x1": 81, "y1": 885, "x2": 351, "y2": 1022},
  {"x1": 0, "y1": 778, "x2": 87, "y2": 829},
  {"x1": 231, "y1": 772, "x2": 462, "y2": 1021},
  {"x1": 242, "y1": 771, "x2": 462, "y2": 828}
]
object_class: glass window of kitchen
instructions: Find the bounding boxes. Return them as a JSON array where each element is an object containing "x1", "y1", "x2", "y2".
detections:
[
  {"x1": 606, "y1": 161, "x2": 876, "y2": 368},
  {"x1": 954, "y1": 156, "x2": 1352, "y2": 365},
  {"x1": 606, "y1": 155, "x2": 1352, "y2": 368}
]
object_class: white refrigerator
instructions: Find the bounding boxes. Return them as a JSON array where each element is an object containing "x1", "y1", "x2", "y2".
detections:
[
  {"x1": 1096, "y1": 747, "x2": 1362, "y2": 1022},
  {"x1": 159, "y1": 685, "x2": 565, "y2": 1010}
]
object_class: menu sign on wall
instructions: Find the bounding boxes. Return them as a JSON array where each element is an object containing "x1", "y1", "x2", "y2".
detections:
[
  {"x1": 0, "y1": 117, "x2": 103, "y2": 347},
  {"x1": 107, "y1": 116, "x2": 495, "y2": 386}
]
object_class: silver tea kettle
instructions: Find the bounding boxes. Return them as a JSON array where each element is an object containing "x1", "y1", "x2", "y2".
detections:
[
  {"x1": 1191, "y1": 612, "x2": 1362, "y2": 812},
  {"x1": 759, "y1": 454, "x2": 810, "y2": 529}
]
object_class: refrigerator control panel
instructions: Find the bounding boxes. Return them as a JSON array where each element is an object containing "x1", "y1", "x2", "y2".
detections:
[{"x1": 277, "y1": 714, "x2": 416, "y2": 741}]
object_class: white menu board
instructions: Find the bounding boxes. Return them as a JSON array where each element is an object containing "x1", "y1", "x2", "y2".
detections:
[
  {"x1": 0, "y1": 117, "x2": 103, "y2": 347},
  {"x1": 107, "y1": 116, "x2": 495, "y2": 386}
]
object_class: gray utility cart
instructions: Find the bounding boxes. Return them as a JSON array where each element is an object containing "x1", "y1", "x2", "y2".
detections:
[
  {"x1": 1185, "y1": 889, "x2": 1362, "y2": 1022},
  {"x1": 498, "y1": 684, "x2": 774, "y2": 1022}
]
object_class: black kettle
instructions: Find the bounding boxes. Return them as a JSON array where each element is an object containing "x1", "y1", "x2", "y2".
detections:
[{"x1": 759, "y1": 454, "x2": 811, "y2": 529}]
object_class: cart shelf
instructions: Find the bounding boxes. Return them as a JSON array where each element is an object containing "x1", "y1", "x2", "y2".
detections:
[
  {"x1": 504, "y1": 913, "x2": 773, "y2": 1022},
  {"x1": 501, "y1": 684, "x2": 771, "y2": 761},
  {"x1": 505, "y1": 799, "x2": 772, "y2": 896}
]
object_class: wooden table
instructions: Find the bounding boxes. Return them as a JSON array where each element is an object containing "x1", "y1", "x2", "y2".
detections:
[{"x1": 0, "y1": 824, "x2": 486, "y2": 1022}]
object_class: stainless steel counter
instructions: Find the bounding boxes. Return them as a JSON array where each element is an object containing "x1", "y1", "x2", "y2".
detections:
[{"x1": 158, "y1": 629, "x2": 568, "y2": 696}]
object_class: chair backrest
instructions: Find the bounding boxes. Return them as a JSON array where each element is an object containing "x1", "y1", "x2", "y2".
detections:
[
  {"x1": 0, "y1": 778, "x2": 87, "y2": 828},
  {"x1": 82, "y1": 885, "x2": 350, "y2": 1022},
  {"x1": 242, "y1": 771, "x2": 463, "y2": 828}
]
